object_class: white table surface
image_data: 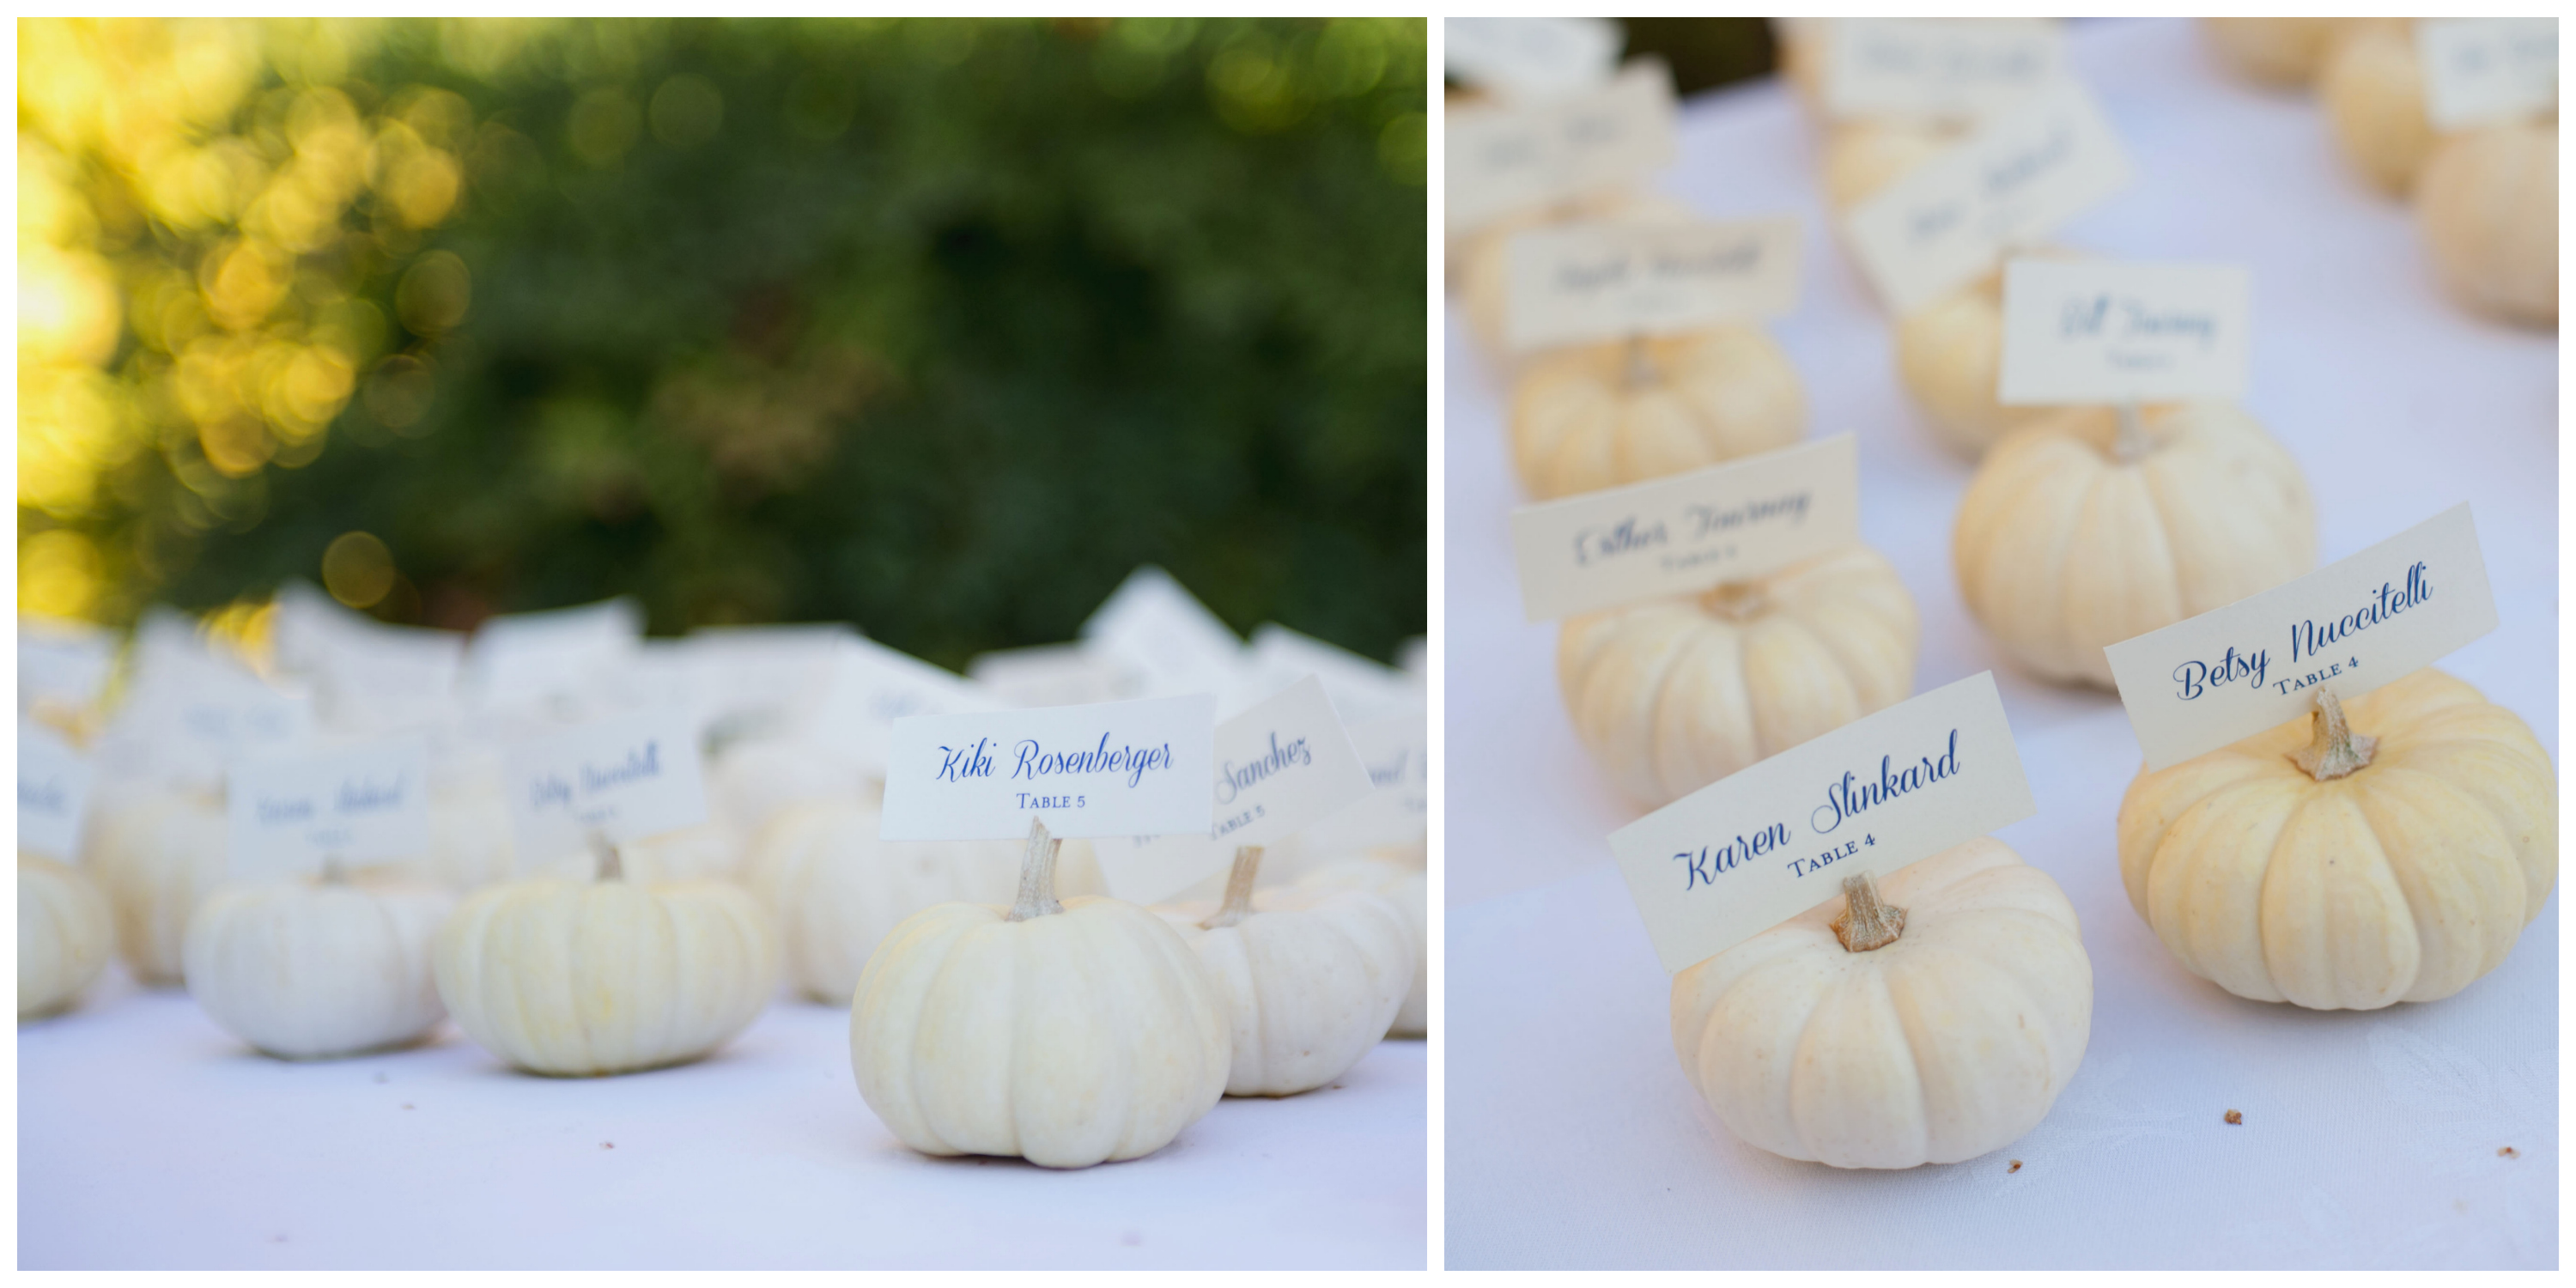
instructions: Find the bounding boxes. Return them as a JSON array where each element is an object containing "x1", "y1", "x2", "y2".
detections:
[
  {"x1": 1443, "y1": 18, "x2": 2556, "y2": 1270},
  {"x1": 20, "y1": 965, "x2": 1426, "y2": 1269}
]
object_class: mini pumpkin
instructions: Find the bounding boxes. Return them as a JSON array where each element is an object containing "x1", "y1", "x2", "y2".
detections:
[
  {"x1": 1671, "y1": 838, "x2": 2093, "y2": 1169},
  {"x1": 1292, "y1": 853, "x2": 1428, "y2": 1038},
  {"x1": 2117, "y1": 673, "x2": 2556, "y2": 1009},
  {"x1": 1510, "y1": 330, "x2": 1807, "y2": 501},
  {"x1": 1457, "y1": 191, "x2": 1696, "y2": 360},
  {"x1": 2415, "y1": 122, "x2": 2557, "y2": 329},
  {"x1": 850, "y1": 821, "x2": 1230, "y2": 1168},
  {"x1": 21, "y1": 854, "x2": 112, "y2": 1019},
  {"x1": 183, "y1": 863, "x2": 455, "y2": 1059},
  {"x1": 1821, "y1": 118, "x2": 1958, "y2": 212},
  {"x1": 86, "y1": 785, "x2": 228, "y2": 985},
  {"x1": 747, "y1": 799, "x2": 1107, "y2": 1005},
  {"x1": 435, "y1": 835, "x2": 779, "y2": 1076},
  {"x1": 1559, "y1": 544, "x2": 1919, "y2": 807},
  {"x1": 2319, "y1": 19, "x2": 2437, "y2": 197},
  {"x1": 1953, "y1": 404, "x2": 2317, "y2": 689},
  {"x1": 1157, "y1": 845, "x2": 1413, "y2": 1096},
  {"x1": 1894, "y1": 253, "x2": 2077, "y2": 459},
  {"x1": 2202, "y1": 17, "x2": 2351, "y2": 88}
]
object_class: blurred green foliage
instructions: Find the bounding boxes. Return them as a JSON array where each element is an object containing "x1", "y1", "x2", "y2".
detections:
[{"x1": 23, "y1": 17, "x2": 1428, "y2": 669}]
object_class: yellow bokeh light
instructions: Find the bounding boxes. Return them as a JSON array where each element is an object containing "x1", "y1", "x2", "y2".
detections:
[
  {"x1": 19, "y1": 529, "x2": 103, "y2": 620},
  {"x1": 321, "y1": 530, "x2": 395, "y2": 608}
]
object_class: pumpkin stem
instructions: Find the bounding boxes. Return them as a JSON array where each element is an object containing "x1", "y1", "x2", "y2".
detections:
[
  {"x1": 2290, "y1": 688, "x2": 2378, "y2": 781},
  {"x1": 1698, "y1": 580, "x2": 1768, "y2": 623},
  {"x1": 1831, "y1": 872, "x2": 1907, "y2": 952},
  {"x1": 1620, "y1": 334, "x2": 1659, "y2": 391},
  {"x1": 1202, "y1": 845, "x2": 1263, "y2": 930},
  {"x1": 320, "y1": 855, "x2": 347, "y2": 885},
  {"x1": 1005, "y1": 817, "x2": 1065, "y2": 922},
  {"x1": 588, "y1": 831, "x2": 625, "y2": 883},
  {"x1": 2111, "y1": 402, "x2": 2154, "y2": 463}
]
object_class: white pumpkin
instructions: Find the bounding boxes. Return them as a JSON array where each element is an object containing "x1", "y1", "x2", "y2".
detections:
[
  {"x1": 1509, "y1": 329, "x2": 1807, "y2": 501},
  {"x1": 1458, "y1": 191, "x2": 1696, "y2": 359},
  {"x1": 708, "y1": 733, "x2": 877, "y2": 851},
  {"x1": 1293, "y1": 854, "x2": 1427, "y2": 1038},
  {"x1": 1953, "y1": 403, "x2": 2317, "y2": 689},
  {"x1": 2117, "y1": 672, "x2": 2556, "y2": 1009},
  {"x1": 746, "y1": 799, "x2": 1107, "y2": 1005},
  {"x1": 86, "y1": 785, "x2": 228, "y2": 985},
  {"x1": 2319, "y1": 19, "x2": 2437, "y2": 197},
  {"x1": 410, "y1": 771, "x2": 515, "y2": 891},
  {"x1": 2415, "y1": 123, "x2": 2557, "y2": 329},
  {"x1": 851, "y1": 821, "x2": 1230, "y2": 1168},
  {"x1": 2202, "y1": 17, "x2": 2351, "y2": 87},
  {"x1": 1821, "y1": 118, "x2": 1957, "y2": 212},
  {"x1": 182, "y1": 865, "x2": 455, "y2": 1059},
  {"x1": 1559, "y1": 544, "x2": 1920, "y2": 807},
  {"x1": 21, "y1": 854, "x2": 112, "y2": 1019},
  {"x1": 435, "y1": 838, "x2": 778, "y2": 1076},
  {"x1": 1671, "y1": 838, "x2": 2093, "y2": 1169},
  {"x1": 1155, "y1": 845, "x2": 1411, "y2": 1097},
  {"x1": 526, "y1": 820, "x2": 742, "y2": 885},
  {"x1": 1894, "y1": 256, "x2": 2075, "y2": 459}
]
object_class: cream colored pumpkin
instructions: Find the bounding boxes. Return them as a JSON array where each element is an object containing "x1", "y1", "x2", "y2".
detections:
[
  {"x1": 527, "y1": 820, "x2": 742, "y2": 884},
  {"x1": 1670, "y1": 838, "x2": 2093, "y2": 1169},
  {"x1": 1157, "y1": 847, "x2": 1412, "y2": 1097},
  {"x1": 1559, "y1": 545, "x2": 1919, "y2": 808},
  {"x1": 183, "y1": 867, "x2": 455, "y2": 1059},
  {"x1": 1821, "y1": 118, "x2": 1958, "y2": 212},
  {"x1": 86, "y1": 786, "x2": 228, "y2": 985},
  {"x1": 21, "y1": 854, "x2": 112, "y2": 1019},
  {"x1": 2202, "y1": 17, "x2": 2351, "y2": 88},
  {"x1": 434, "y1": 841, "x2": 778, "y2": 1076},
  {"x1": 1293, "y1": 854, "x2": 1427, "y2": 1038},
  {"x1": 1457, "y1": 191, "x2": 1695, "y2": 358},
  {"x1": 409, "y1": 772, "x2": 516, "y2": 891},
  {"x1": 2416, "y1": 123, "x2": 2558, "y2": 329},
  {"x1": 746, "y1": 799, "x2": 1106, "y2": 1004},
  {"x1": 2320, "y1": 20, "x2": 2437, "y2": 197},
  {"x1": 1894, "y1": 256, "x2": 2075, "y2": 459},
  {"x1": 2117, "y1": 672, "x2": 2555, "y2": 1010},
  {"x1": 1510, "y1": 330, "x2": 1807, "y2": 501},
  {"x1": 708, "y1": 734, "x2": 877, "y2": 851},
  {"x1": 1953, "y1": 404, "x2": 2317, "y2": 689},
  {"x1": 851, "y1": 823, "x2": 1230, "y2": 1168}
]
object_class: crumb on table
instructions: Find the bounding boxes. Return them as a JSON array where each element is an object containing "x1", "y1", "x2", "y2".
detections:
[
  {"x1": 2008, "y1": 1159, "x2": 2023, "y2": 1173},
  {"x1": 2500, "y1": 1146, "x2": 2518, "y2": 1158},
  {"x1": 2224, "y1": 1109, "x2": 2243, "y2": 1125}
]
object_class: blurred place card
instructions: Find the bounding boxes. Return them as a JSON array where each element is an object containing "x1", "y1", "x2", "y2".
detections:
[
  {"x1": 465, "y1": 597, "x2": 642, "y2": 707},
  {"x1": 1504, "y1": 216, "x2": 1802, "y2": 353},
  {"x1": 18, "y1": 720, "x2": 95, "y2": 861},
  {"x1": 2105, "y1": 504, "x2": 2497, "y2": 773},
  {"x1": 1245, "y1": 624, "x2": 1420, "y2": 725},
  {"x1": 1298, "y1": 700, "x2": 1430, "y2": 853},
  {"x1": 1080, "y1": 566, "x2": 1245, "y2": 702},
  {"x1": 1510, "y1": 434, "x2": 1859, "y2": 622},
  {"x1": 683, "y1": 623, "x2": 858, "y2": 730},
  {"x1": 969, "y1": 643, "x2": 1138, "y2": 708},
  {"x1": 19, "y1": 617, "x2": 116, "y2": 715},
  {"x1": 2418, "y1": 19, "x2": 2557, "y2": 130},
  {"x1": 1091, "y1": 677, "x2": 1373, "y2": 902},
  {"x1": 880, "y1": 694, "x2": 1214, "y2": 841},
  {"x1": 1611, "y1": 672, "x2": 2035, "y2": 975},
  {"x1": 1998, "y1": 260, "x2": 2251, "y2": 405},
  {"x1": 1844, "y1": 77, "x2": 2133, "y2": 314},
  {"x1": 811, "y1": 635, "x2": 999, "y2": 775},
  {"x1": 1446, "y1": 59, "x2": 1677, "y2": 234},
  {"x1": 227, "y1": 738, "x2": 430, "y2": 880},
  {"x1": 1823, "y1": 18, "x2": 2065, "y2": 123},
  {"x1": 503, "y1": 706, "x2": 708, "y2": 860},
  {"x1": 1444, "y1": 16, "x2": 1623, "y2": 99}
]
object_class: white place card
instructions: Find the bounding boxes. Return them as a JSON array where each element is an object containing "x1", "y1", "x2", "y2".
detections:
[
  {"x1": 1822, "y1": 18, "x2": 2065, "y2": 123},
  {"x1": 968, "y1": 643, "x2": 1139, "y2": 708},
  {"x1": 2418, "y1": 19, "x2": 2558, "y2": 131},
  {"x1": 226, "y1": 738, "x2": 431, "y2": 880},
  {"x1": 1243, "y1": 623, "x2": 1421, "y2": 726},
  {"x1": 1090, "y1": 677, "x2": 1374, "y2": 902},
  {"x1": 1080, "y1": 566, "x2": 1245, "y2": 702},
  {"x1": 1844, "y1": 77, "x2": 2134, "y2": 314},
  {"x1": 682, "y1": 622, "x2": 857, "y2": 728},
  {"x1": 19, "y1": 617, "x2": 116, "y2": 715},
  {"x1": 18, "y1": 720, "x2": 95, "y2": 861},
  {"x1": 880, "y1": 694, "x2": 1214, "y2": 842},
  {"x1": 1997, "y1": 260, "x2": 2251, "y2": 405},
  {"x1": 1511, "y1": 434, "x2": 1859, "y2": 623},
  {"x1": 1504, "y1": 216, "x2": 1802, "y2": 353},
  {"x1": 1611, "y1": 671, "x2": 2036, "y2": 975},
  {"x1": 502, "y1": 706, "x2": 709, "y2": 860},
  {"x1": 1446, "y1": 59, "x2": 1678, "y2": 234},
  {"x1": 1297, "y1": 701, "x2": 1431, "y2": 853},
  {"x1": 2105, "y1": 504, "x2": 2499, "y2": 773},
  {"x1": 1444, "y1": 16, "x2": 1623, "y2": 99},
  {"x1": 465, "y1": 597, "x2": 642, "y2": 708},
  {"x1": 810, "y1": 635, "x2": 999, "y2": 775}
]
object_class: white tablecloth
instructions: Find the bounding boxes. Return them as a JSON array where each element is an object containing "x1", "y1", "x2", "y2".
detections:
[
  {"x1": 20, "y1": 965, "x2": 1425, "y2": 1268},
  {"x1": 1443, "y1": 18, "x2": 2555, "y2": 1270}
]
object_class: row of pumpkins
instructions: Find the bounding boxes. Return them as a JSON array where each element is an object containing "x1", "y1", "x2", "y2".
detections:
[
  {"x1": 21, "y1": 646, "x2": 1429, "y2": 1172},
  {"x1": 1449, "y1": 20, "x2": 2555, "y2": 1169}
]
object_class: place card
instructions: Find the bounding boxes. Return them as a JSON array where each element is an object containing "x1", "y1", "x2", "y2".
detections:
[
  {"x1": 1080, "y1": 566, "x2": 1246, "y2": 702},
  {"x1": 1090, "y1": 677, "x2": 1374, "y2": 902},
  {"x1": 2418, "y1": 19, "x2": 2558, "y2": 131},
  {"x1": 1611, "y1": 671, "x2": 2036, "y2": 975},
  {"x1": 502, "y1": 706, "x2": 709, "y2": 860},
  {"x1": 18, "y1": 617, "x2": 116, "y2": 716},
  {"x1": 1843, "y1": 77, "x2": 2134, "y2": 314},
  {"x1": 2105, "y1": 504, "x2": 2498, "y2": 773},
  {"x1": 226, "y1": 738, "x2": 431, "y2": 880},
  {"x1": 1297, "y1": 701, "x2": 1431, "y2": 853},
  {"x1": 809, "y1": 635, "x2": 999, "y2": 775},
  {"x1": 1510, "y1": 434, "x2": 1859, "y2": 622},
  {"x1": 18, "y1": 720, "x2": 94, "y2": 861},
  {"x1": 880, "y1": 694, "x2": 1214, "y2": 841},
  {"x1": 1997, "y1": 260, "x2": 2251, "y2": 405},
  {"x1": 1822, "y1": 18, "x2": 2065, "y2": 123},
  {"x1": 1244, "y1": 623, "x2": 1421, "y2": 725},
  {"x1": 1444, "y1": 16, "x2": 1623, "y2": 99},
  {"x1": 465, "y1": 597, "x2": 642, "y2": 708},
  {"x1": 968, "y1": 643, "x2": 1139, "y2": 708},
  {"x1": 1447, "y1": 59, "x2": 1678, "y2": 234},
  {"x1": 1504, "y1": 216, "x2": 1802, "y2": 353}
]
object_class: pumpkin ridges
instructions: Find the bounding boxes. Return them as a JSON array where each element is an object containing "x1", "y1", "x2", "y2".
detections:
[
  {"x1": 2059, "y1": 449, "x2": 2186, "y2": 679},
  {"x1": 1788, "y1": 964, "x2": 1932, "y2": 1169},
  {"x1": 2350, "y1": 765, "x2": 2528, "y2": 1002},
  {"x1": 2143, "y1": 777, "x2": 2297, "y2": 1001},
  {"x1": 1879, "y1": 932, "x2": 2081, "y2": 1163},
  {"x1": 1739, "y1": 613, "x2": 1865, "y2": 762},
  {"x1": 1960, "y1": 431, "x2": 2098, "y2": 677},
  {"x1": 2257, "y1": 789, "x2": 2420, "y2": 1009},
  {"x1": 2135, "y1": 406, "x2": 2317, "y2": 613},
  {"x1": 1648, "y1": 617, "x2": 1761, "y2": 800}
]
